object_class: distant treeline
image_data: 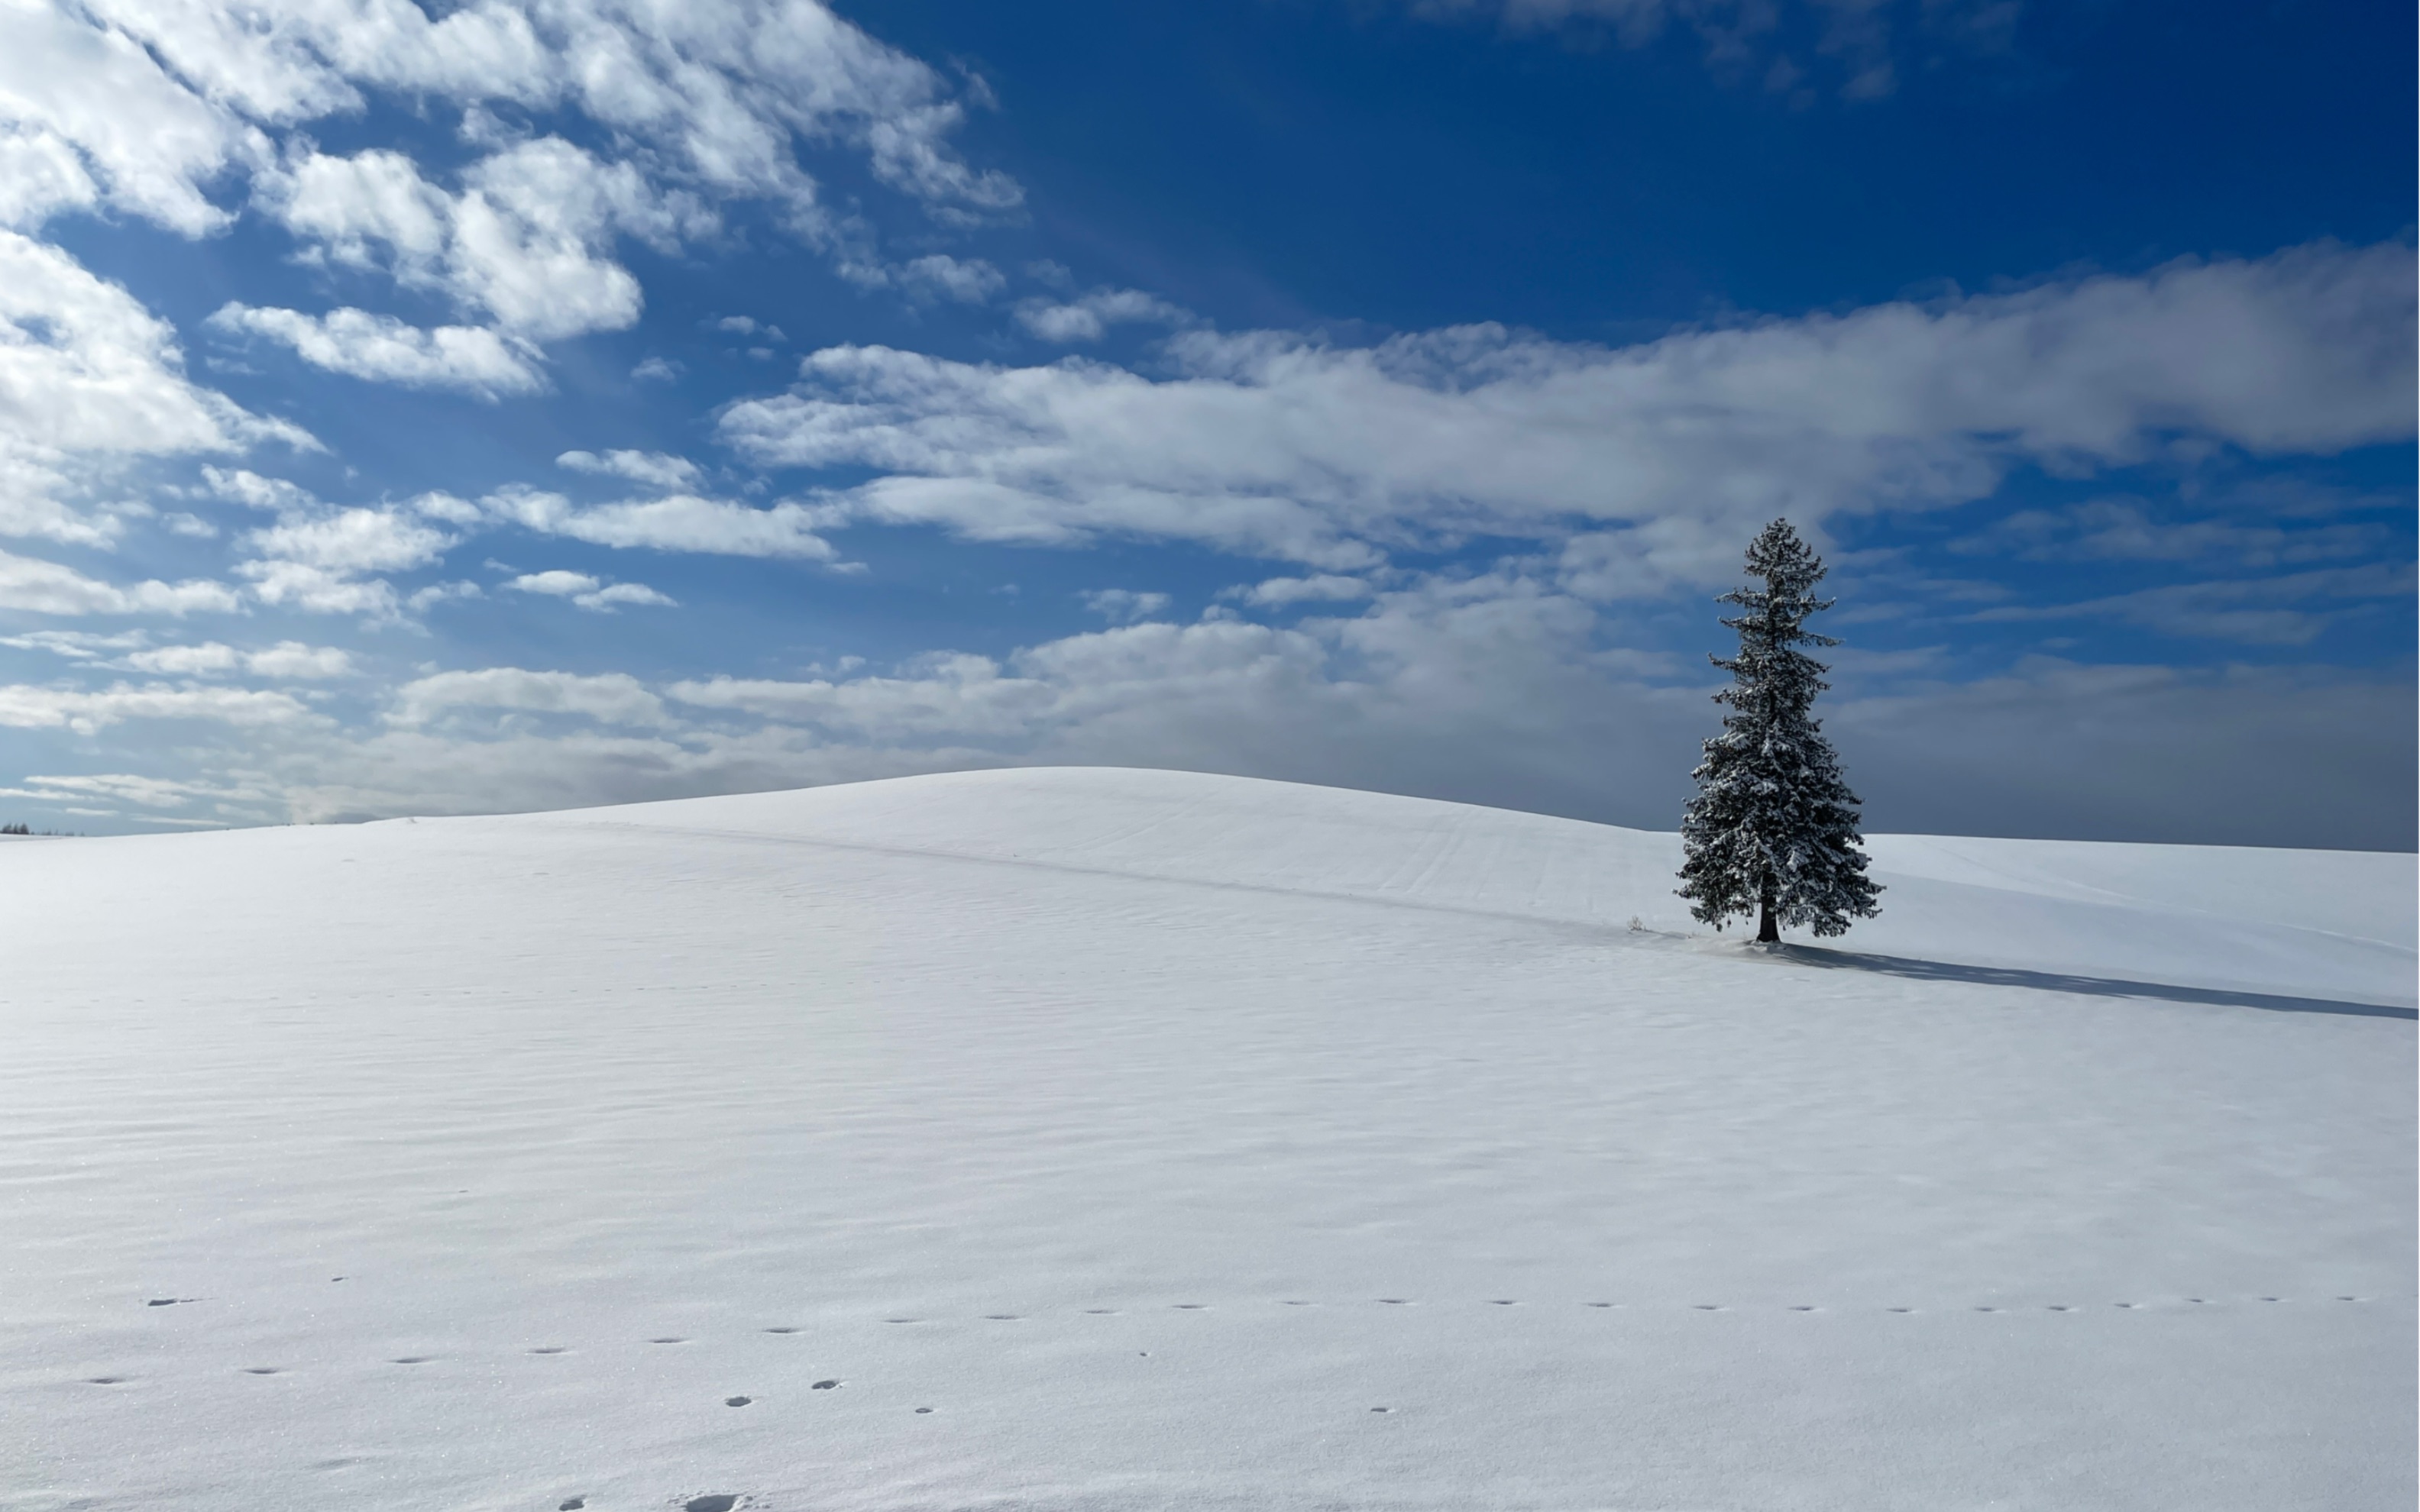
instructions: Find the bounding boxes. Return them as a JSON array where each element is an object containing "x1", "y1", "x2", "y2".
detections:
[{"x1": 0, "y1": 822, "x2": 80, "y2": 836}]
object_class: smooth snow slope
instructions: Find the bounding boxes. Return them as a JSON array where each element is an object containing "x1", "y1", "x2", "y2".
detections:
[{"x1": 3, "y1": 767, "x2": 2412, "y2": 1512}]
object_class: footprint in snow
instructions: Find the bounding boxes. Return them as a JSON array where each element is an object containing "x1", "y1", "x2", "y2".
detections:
[
  {"x1": 684, "y1": 1497, "x2": 739, "y2": 1512},
  {"x1": 1084, "y1": 1309, "x2": 1119, "y2": 1315},
  {"x1": 390, "y1": 1356, "x2": 433, "y2": 1365},
  {"x1": 529, "y1": 1347, "x2": 568, "y2": 1355},
  {"x1": 145, "y1": 1298, "x2": 187, "y2": 1308},
  {"x1": 763, "y1": 1327, "x2": 799, "y2": 1335},
  {"x1": 650, "y1": 1337, "x2": 686, "y2": 1345},
  {"x1": 1173, "y1": 1304, "x2": 1206, "y2": 1310},
  {"x1": 1692, "y1": 1305, "x2": 1723, "y2": 1311},
  {"x1": 1377, "y1": 1298, "x2": 1409, "y2": 1306},
  {"x1": 812, "y1": 1379, "x2": 840, "y2": 1390},
  {"x1": 243, "y1": 1367, "x2": 282, "y2": 1375},
  {"x1": 985, "y1": 1314, "x2": 1021, "y2": 1320},
  {"x1": 725, "y1": 1396, "x2": 752, "y2": 1407},
  {"x1": 559, "y1": 1500, "x2": 584, "y2": 1510},
  {"x1": 86, "y1": 1376, "x2": 127, "y2": 1385},
  {"x1": 1490, "y1": 1300, "x2": 1518, "y2": 1307}
]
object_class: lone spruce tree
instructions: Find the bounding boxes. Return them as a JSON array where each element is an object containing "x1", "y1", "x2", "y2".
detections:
[{"x1": 1678, "y1": 519, "x2": 1881, "y2": 942}]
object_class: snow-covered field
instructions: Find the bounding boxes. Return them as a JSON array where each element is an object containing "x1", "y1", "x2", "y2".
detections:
[{"x1": 4, "y1": 767, "x2": 2412, "y2": 1512}]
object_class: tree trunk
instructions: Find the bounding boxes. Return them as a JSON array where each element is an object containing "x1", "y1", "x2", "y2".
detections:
[{"x1": 1756, "y1": 871, "x2": 1779, "y2": 942}]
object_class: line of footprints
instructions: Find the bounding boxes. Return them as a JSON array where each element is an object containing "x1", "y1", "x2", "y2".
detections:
[
  {"x1": 120, "y1": 1287, "x2": 2379, "y2": 1391},
  {"x1": 103, "y1": 1288, "x2": 2387, "y2": 1512}
]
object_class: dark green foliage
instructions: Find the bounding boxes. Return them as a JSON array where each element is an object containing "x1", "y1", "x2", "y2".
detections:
[{"x1": 1677, "y1": 519, "x2": 1881, "y2": 942}]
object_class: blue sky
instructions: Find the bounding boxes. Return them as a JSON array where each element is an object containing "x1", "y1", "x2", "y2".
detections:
[{"x1": 0, "y1": 0, "x2": 2410, "y2": 845}]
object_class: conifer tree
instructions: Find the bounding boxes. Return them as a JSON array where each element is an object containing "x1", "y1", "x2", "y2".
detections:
[{"x1": 1678, "y1": 519, "x2": 1881, "y2": 942}]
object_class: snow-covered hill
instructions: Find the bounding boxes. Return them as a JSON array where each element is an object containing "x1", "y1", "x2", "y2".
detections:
[{"x1": 4, "y1": 767, "x2": 2412, "y2": 1511}]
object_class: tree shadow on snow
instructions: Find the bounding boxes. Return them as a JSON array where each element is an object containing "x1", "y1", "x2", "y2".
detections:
[{"x1": 1769, "y1": 945, "x2": 2418, "y2": 1022}]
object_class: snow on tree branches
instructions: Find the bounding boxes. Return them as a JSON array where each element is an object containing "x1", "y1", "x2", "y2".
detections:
[{"x1": 1678, "y1": 519, "x2": 1881, "y2": 942}]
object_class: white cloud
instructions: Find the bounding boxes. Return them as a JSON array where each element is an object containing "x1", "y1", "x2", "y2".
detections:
[
  {"x1": 390, "y1": 667, "x2": 669, "y2": 728},
  {"x1": 0, "y1": 548, "x2": 238, "y2": 615},
  {"x1": 483, "y1": 486, "x2": 837, "y2": 560},
  {"x1": 1231, "y1": 574, "x2": 1377, "y2": 607},
  {"x1": 8, "y1": 771, "x2": 238, "y2": 809},
  {"x1": 1014, "y1": 287, "x2": 1189, "y2": 344},
  {"x1": 0, "y1": 233, "x2": 306, "y2": 545},
  {"x1": 406, "y1": 579, "x2": 484, "y2": 611},
  {"x1": 208, "y1": 303, "x2": 544, "y2": 397},
  {"x1": 119, "y1": 638, "x2": 358, "y2": 678},
  {"x1": 714, "y1": 315, "x2": 785, "y2": 340},
  {"x1": 1080, "y1": 588, "x2": 1173, "y2": 623},
  {"x1": 125, "y1": 641, "x2": 241, "y2": 675},
  {"x1": 577, "y1": 580, "x2": 677, "y2": 609},
  {"x1": 631, "y1": 355, "x2": 682, "y2": 383},
  {"x1": 0, "y1": 681, "x2": 314, "y2": 735},
  {"x1": 235, "y1": 560, "x2": 399, "y2": 616},
  {"x1": 506, "y1": 569, "x2": 676, "y2": 611},
  {"x1": 556, "y1": 449, "x2": 703, "y2": 489},
  {"x1": 247, "y1": 507, "x2": 451, "y2": 574},
  {"x1": 244, "y1": 641, "x2": 354, "y2": 677},
  {"x1": 0, "y1": 2, "x2": 266, "y2": 234},
  {"x1": 721, "y1": 241, "x2": 2416, "y2": 580},
  {"x1": 1966, "y1": 562, "x2": 2418, "y2": 647},
  {"x1": 0, "y1": 628, "x2": 144, "y2": 658},
  {"x1": 201, "y1": 466, "x2": 320, "y2": 512},
  {"x1": 12, "y1": 0, "x2": 1017, "y2": 237},
  {"x1": 897, "y1": 254, "x2": 1005, "y2": 305},
  {"x1": 507, "y1": 568, "x2": 603, "y2": 596}
]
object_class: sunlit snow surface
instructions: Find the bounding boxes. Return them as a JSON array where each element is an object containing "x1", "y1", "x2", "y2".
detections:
[{"x1": 5, "y1": 767, "x2": 2412, "y2": 1512}]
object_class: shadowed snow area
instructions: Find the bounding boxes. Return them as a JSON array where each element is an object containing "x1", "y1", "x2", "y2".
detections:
[{"x1": 2, "y1": 767, "x2": 2412, "y2": 1511}]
